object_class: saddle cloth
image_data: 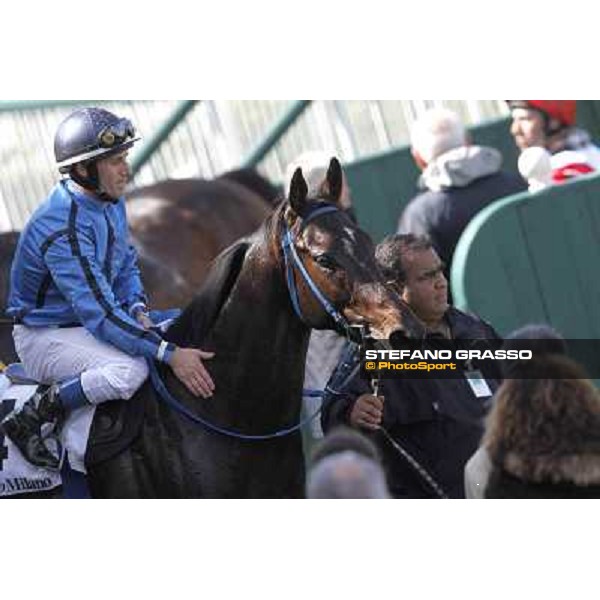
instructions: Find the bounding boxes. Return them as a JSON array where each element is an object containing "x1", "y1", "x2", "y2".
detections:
[
  {"x1": 0, "y1": 314, "x2": 178, "y2": 497},
  {"x1": 0, "y1": 370, "x2": 95, "y2": 497},
  {"x1": 0, "y1": 363, "x2": 152, "y2": 498}
]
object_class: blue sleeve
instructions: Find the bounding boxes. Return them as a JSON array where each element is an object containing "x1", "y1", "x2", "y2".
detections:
[
  {"x1": 44, "y1": 227, "x2": 175, "y2": 363},
  {"x1": 113, "y1": 239, "x2": 149, "y2": 318}
]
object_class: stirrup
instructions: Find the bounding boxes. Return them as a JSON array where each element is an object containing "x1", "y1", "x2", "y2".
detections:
[
  {"x1": 1, "y1": 384, "x2": 64, "y2": 471},
  {"x1": 39, "y1": 434, "x2": 64, "y2": 472},
  {"x1": 1, "y1": 417, "x2": 63, "y2": 471},
  {"x1": 37, "y1": 384, "x2": 65, "y2": 434}
]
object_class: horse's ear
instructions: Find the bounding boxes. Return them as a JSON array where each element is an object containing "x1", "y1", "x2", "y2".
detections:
[
  {"x1": 288, "y1": 167, "x2": 308, "y2": 214},
  {"x1": 326, "y1": 158, "x2": 343, "y2": 204}
]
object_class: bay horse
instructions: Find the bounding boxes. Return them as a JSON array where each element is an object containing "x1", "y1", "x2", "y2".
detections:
[{"x1": 85, "y1": 158, "x2": 424, "y2": 498}]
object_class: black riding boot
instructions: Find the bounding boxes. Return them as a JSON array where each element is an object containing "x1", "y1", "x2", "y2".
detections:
[{"x1": 1, "y1": 384, "x2": 65, "y2": 470}]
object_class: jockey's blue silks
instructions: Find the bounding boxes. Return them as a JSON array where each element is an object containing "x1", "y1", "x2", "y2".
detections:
[{"x1": 7, "y1": 180, "x2": 176, "y2": 365}]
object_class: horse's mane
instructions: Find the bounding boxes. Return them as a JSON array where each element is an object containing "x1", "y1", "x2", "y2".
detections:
[
  {"x1": 164, "y1": 203, "x2": 287, "y2": 348},
  {"x1": 164, "y1": 240, "x2": 250, "y2": 347}
]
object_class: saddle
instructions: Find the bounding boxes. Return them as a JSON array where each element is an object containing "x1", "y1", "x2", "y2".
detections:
[
  {"x1": 84, "y1": 381, "x2": 148, "y2": 468},
  {"x1": 3, "y1": 363, "x2": 147, "y2": 469}
]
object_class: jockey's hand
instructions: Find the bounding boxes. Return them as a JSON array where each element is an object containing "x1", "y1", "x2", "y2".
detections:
[
  {"x1": 136, "y1": 311, "x2": 154, "y2": 330},
  {"x1": 169, "y1": 347, "x2": 215, "y2": 398},
  {"x1": 350, "y1": 394, "x2": 383, "y2": 430}
]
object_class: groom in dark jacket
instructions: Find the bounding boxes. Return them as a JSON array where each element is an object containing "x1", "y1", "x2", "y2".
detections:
[
  {"x1": 398, "y1": 108, "x2": 526, "y2": 282},
  {"x1": 321, "y1": 234, "x2": 502, "y2": 498}
]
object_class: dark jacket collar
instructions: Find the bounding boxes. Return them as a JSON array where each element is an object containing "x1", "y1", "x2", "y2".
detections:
[{"x1": 445, "y1": 306, "x2": 496, "y2": 340}]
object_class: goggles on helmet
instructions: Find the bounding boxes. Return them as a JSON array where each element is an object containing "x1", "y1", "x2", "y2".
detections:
[{"x1": 98, "y1": 119, "x2": 136, "y2": 149}]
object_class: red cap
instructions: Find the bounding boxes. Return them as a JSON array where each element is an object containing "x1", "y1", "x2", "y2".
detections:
[{"x1": 508, "y1": 100, "x2": 577, "y2": 127}]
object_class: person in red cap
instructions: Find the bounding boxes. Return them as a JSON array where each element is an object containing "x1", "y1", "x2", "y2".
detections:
[{"x1": 507, "y1": 100, "x2": 600, "y2": 184}]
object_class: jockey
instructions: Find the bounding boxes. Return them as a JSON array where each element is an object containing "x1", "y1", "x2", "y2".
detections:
[
  {"x1": 1, "y1": 107, "x2": 215, "y2": 470},
  {"x1": 508, "y1": 100, "x2": 600, "y2": 182}
]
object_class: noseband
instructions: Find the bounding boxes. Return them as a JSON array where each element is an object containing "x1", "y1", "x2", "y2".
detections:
[{"x1": 281, "y1": 203, "x2": 358, "y2": 341}]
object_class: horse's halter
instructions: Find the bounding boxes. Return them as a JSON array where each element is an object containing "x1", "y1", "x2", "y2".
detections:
[{"x1": 281, "y1": 202, "x2": 361, "y2": 341}]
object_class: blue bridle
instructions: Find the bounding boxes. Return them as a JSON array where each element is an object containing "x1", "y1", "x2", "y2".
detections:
[{"x1": 280, "y1": 203, "x2": 355, "y2": 337}]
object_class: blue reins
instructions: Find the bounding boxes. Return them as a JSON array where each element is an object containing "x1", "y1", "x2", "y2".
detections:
[{"x1": 148, "y1": 359, "x2": 322, "y2": 440}]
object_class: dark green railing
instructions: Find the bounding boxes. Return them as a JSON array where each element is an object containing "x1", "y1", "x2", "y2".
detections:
[
  {"x1": 129, "y1": 100, "x2": 199, "y2": 176},
  {"x1": 0, "y1": 100, "x2": 201, "y2": 180},
  {"x1": 241, "y1": 100, "x2": 312, "y2": 168},
  {"x1": 0, "y1": 100, "x2": 100, "y2": 112}
]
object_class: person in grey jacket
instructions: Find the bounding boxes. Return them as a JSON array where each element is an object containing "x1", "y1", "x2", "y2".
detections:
[{"x1": 398, "y1": 108, "x2": 526, "y2": 281}]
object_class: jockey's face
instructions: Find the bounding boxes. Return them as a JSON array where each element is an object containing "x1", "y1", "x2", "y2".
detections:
[
  {"x1": 510, "y1": 107, "x2": 547, "y2": 150},
  {"x1": 96, "y1": 151, "x2": 130, "y2": 199},
  {"x1": 400, "y1": 248, "x2": 448, "y2": 326}
]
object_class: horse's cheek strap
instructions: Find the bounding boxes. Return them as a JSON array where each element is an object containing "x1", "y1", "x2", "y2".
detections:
[
  {"x1": 281, "y1": 222, "x2": 350, "y2": 332},
  {"x1": 282, "y1": 231, "x2": 307, "y2": 323}
]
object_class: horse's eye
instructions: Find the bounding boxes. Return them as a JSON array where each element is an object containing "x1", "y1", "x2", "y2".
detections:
[{"x1": 314, "y1": 254, "x2": 337, "y2": 271}]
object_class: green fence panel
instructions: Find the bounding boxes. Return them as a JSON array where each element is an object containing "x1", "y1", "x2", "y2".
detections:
[
  {"x1": 344, "y1": 147, "x2": 420, "y2": 241},
  {"x1": 451, "y1": 172, "x2": 600, "y2": 338},
  {"x1": 576, "y1": 100, "x2": 600, "y2": 141},
  {"x1": 452, "y1": 199, "x2": 546, "y2": 332}
]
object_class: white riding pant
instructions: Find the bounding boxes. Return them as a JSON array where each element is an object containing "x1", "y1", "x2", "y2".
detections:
[{"x1": 13, "y1": 325, "x2": 149, "y2": 405}]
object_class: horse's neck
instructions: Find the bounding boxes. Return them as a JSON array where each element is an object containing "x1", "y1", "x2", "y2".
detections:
[
  {"x1": 179, "y1": 240, "x2": 310, "y2": 432},
  {"x1": 211, "y1": 242, "x2": 310, "y2": 384},
  {"x1": 161, "y1": 218, "x2": 311, "y2": 431}
]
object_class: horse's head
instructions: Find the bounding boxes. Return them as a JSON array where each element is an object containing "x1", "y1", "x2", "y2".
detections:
[{"x1": 280, "y1": 157, "x2": 424, "y2": 341}]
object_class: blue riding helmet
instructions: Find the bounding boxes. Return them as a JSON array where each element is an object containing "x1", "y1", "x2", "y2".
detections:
[{"x1": 54, "y1": 107, "x2": 140, "y2": 173}]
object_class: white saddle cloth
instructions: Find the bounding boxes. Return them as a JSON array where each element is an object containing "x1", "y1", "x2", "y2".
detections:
[{"x1": 0, "y1": 373, "x2": 96, "y2": 497}]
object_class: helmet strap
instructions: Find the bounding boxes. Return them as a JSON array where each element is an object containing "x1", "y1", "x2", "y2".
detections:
[
  {"x1": 527, "y1": 107, "x2": 567, "y2": 138},
  {"x1": 69, "y1": 162, "x2": 114, "y2": 202},
  {"x1": 545, "y1": 117, "x2": 567, "y2": 138}
]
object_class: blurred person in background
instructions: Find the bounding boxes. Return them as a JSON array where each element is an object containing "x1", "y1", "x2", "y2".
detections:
[
  {"x1": 306, "y1": 451, "x2": 390, "y2": 499},
  {"x1": 483, "y1": 354, "x2": 600, "y2": 498},
  {"x1": 309, "y1": 425, "x2": 381, "y2": 467},
  {"x1": 508, "y1": 100, "x2": 600, "y2": 183},
  {"x1": 398, "y1": 108, "x2": 525, "y2": 283},
  {"x1": 307, "y1": 426, "x2": 390, "y2": 498},
  {"x1": 464, "y1": 324, "x2": 567, "y2": 498}
]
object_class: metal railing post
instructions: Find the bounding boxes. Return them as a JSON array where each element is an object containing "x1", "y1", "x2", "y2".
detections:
[
  {"x1": 0, "y1": 100, "x2": 101, "y2": 113},
  {"x1": 241, "y1": 101, "x2": 311, "y2": 168},
  {"x1": 130, "y1": 100, "x2": 199, "y2": 177}
]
